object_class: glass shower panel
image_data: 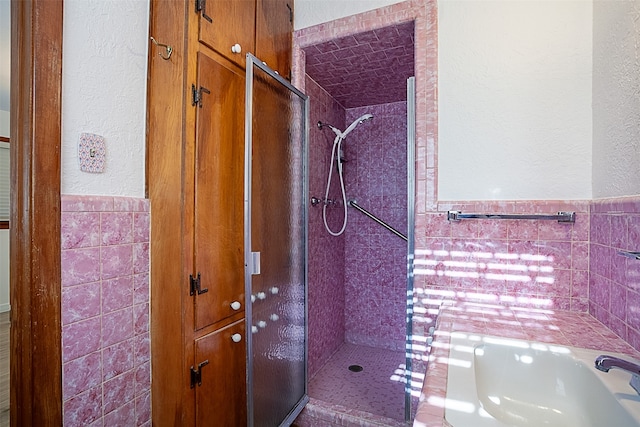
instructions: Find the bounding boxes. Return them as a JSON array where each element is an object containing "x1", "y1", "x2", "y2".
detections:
[{"x1": 245, "y1": 54, "x2": 309, "y2": 427}]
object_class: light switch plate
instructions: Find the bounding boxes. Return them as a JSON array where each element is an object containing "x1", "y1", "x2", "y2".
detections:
[{"x1": 78, "y1": 133, "x2": 106, "y2": 173}]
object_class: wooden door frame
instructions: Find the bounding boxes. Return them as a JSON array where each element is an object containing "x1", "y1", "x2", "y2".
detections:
[{"x1": 10, "y1": 0, "x2": 63, "y2": 425}]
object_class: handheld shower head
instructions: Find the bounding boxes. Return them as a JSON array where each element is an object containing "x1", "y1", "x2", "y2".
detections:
[
  {"x1": 358, "y1": 113, "x2": 374, "y2": 124},
  {"x1": 342, "y1": 113, "x2": 374, "y2": 138}
]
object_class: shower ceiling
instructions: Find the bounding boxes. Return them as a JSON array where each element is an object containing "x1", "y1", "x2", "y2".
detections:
[{"x1": 303, "y1": 21, "x2": 415, "y2": 109}]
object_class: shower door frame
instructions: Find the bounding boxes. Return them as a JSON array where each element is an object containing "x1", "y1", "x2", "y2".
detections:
[
  {"x1": 244, "y1": 53, "x2": 310, "y2": 426},
  {"x1": 405, "y1": 76, "x2": 417, "y2": 420}
]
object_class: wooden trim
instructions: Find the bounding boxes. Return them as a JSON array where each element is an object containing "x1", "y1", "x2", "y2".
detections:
[
  {"x1": 10, "y1": 0, "x2": 63, "y2": 425},
  {"x1": 147, "y1": 0, "x2": 191, "y2": 424},
  {"x1": 1, "y1": 135, "x2": 8, "y2": 230}
]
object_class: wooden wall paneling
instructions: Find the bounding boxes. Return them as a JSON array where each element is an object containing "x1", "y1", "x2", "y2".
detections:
[{"x1": 10, "y1": 0, "x2": 63, "y2": 425}]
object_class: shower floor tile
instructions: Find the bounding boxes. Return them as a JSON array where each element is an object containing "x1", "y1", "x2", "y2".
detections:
[{"x1": 308, "y1": 343, "x2": 407, "y2": 422}]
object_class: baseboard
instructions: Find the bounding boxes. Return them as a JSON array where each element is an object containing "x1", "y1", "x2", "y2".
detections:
[{"x1": 0, "y1": 303, "x2": 10, "y2": 313}]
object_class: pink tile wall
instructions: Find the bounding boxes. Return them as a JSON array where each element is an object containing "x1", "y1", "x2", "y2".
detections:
[
  {"x1": 307, "y1": 76, "x2": 347, "y2": 377},
  {"x1": 61, "y1": 195, "x2": 150, "y2": 427},
  {"x1": 590, "y1": 196, "x2": 640, "y2": 352},
  {"x1": 343, "y1": 103, "x2": 408, "y2": 350},
  {"x1": 418, "y1": 200, "x2": 590, "y2": 313}
]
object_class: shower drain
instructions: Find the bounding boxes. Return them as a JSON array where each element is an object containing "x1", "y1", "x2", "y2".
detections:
[{"x1": 348, "y1": 364, "x2": 363, "y2": 372}]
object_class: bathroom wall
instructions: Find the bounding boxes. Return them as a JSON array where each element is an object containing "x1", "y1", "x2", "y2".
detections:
[
  {"x1": 590, "y1": 197, "x2": 640, "y2": 349},
  {"x1": 592, "y1": 0, "x2": 640, "y2": 199},
  {"x1": 58, "y1": 2, "x2": 151, "y2": 424},
  {"x1": 437, "y1": 0, "x2": 592, "y2": 201},
  {"x1": 294, "y1": 0, "x2": 404, "y2": 30},
  {"x1": 589, "y1": 1, "x2": 640, "y2": 352},
  {"x1": 62, "y1": 0, "x2": 148, "y2": 198},
  {"x1": 61, "y1": 195, "x2": 150, "y2": 426},
  {"x1": 307, "y1": 76, "x2": 347, "y2": 377},
  {"x1": 419, "y1": 200, "x2": 590, "y2": 313},
  {"x1": 343, "y1": 103, "x2": 408, "y2": 351}
]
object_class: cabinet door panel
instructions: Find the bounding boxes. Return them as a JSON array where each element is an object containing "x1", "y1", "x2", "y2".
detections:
[
  {"x1": 255, "y1": 0, "x2": 293, "y2": 79},
  {"x1": 194, "y1": 52, "x2": 245, "y2": 330},
  {"x1": 195, "y1": 320, "x2": 247, "y2": 426},
  {"x1": 199, "y1": 0, "x2": 256, "y2": 68}
]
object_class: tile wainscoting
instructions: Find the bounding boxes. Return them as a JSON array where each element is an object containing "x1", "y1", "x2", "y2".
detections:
[{"x1": 61, "y1": 195, "x2": 150, "y2": 427}]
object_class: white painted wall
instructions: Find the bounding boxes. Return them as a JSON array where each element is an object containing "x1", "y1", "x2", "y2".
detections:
[
  {"x1": 438, "y1": 0, "x2": 593, "y2": 201},
  {"x1": 294, "y1": 0, "x2": 404, "y2": 29},
  {"x1": 61, "y1": 0, "x2": 149, "y2": 198},
  {"x1": 592, "y1": 0, "x2": 640, "y2": 199}
]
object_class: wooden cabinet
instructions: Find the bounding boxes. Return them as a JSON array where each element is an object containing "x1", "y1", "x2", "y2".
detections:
[
  {"x1": 197, "y1": 0, "x2": 255, "y2": 67},
  {"x1": 255, "y1": 0, "x2": 293, "y2": 78},
  {"x1": 193, "y1": 52, "x2": 245, "y2": 330},
  {"x1": 194, "y1": 319, "x2": 246, "y2": 426},
  {"x1": 147, "y1": 0, "x2": 294, "y2": 425}
]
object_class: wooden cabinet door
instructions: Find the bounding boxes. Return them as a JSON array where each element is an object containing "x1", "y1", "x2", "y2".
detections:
[
  {"x1": 194, "y1": 319, "x2": 247, "y2": 426},
  {"x1": 255, "y1": 0, "x2": 293, "y2": 79},
  {"x1": 193, "y1": 52, "x2": 245, "y2": 330},
  {"x1": 198, "y1": 0, "x2": 256, "y2": 68}
]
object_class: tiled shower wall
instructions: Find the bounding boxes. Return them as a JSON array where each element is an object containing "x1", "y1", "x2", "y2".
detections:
[
  {"x1": 307, "y1": 76, "x2": 347, "y2": 377},
  {"x1": 344, "y1": 103, "x2": 408, "y2": 351},
  {"x1": 60, "y1": 195, "x2": 150, "y2": 426},
  {"x1": 590, "y1": 196, "x2": 640, "y2": 351}
]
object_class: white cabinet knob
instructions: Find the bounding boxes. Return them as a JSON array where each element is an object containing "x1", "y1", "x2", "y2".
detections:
[
  {"x1": 231, "y1": 43, "x2": 242, "y2": 54},
  {"x1": 231, "y1": 333, "x2": 242, "y2": 343},
  {"x1": 230, "y1": 301, "x2": 241, "y2": 310}
]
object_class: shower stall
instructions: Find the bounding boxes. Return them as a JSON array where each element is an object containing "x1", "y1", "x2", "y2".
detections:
[{"x1": 299, "y1": 21, "x2": 417, "y2": 424}]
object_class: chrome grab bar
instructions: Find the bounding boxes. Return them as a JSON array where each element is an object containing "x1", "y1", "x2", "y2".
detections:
[
  {"x1": 447, "y1": 210, "x2": 575, "y2": 223},
  {"x1": 618, "y1": 251, "x2": 640, "y2": 260},
  {"x1": 348, "y1": 200, "x2": 407, "y2": 241}
]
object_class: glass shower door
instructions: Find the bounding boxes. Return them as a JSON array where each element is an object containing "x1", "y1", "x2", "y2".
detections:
[{"x1": 245, "y1": 54, "x2": 309, "y2": 426}]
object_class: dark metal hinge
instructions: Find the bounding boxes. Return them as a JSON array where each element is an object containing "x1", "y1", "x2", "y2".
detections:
[
  {"x1": 191, "y1": 84, "x2": 210, "y2": 108},
  {"x1": 190, "y1": 360, "x2": 209, "y2": 388},
  {"x1": 189, "y1": 272, "x2": 208, "y2": 296},
  {"x1": 287, "y1": 3, "x2": 293, "y2": 24},
  {"x1": 195, "y1": 0, "x2": 213, "y2": 23}
]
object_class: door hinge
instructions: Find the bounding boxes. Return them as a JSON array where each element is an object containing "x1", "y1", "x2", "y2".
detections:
[
  {"x1": 190, "y1": 360, "x2": 209, "y2": 388},
  {"x1": 189, "y1": 272, "x2": 209, "y2": 296},
  {"x1": 287, "y1": 3, "x2": 293, "y2": 24},
  {"x1": 191, "y1": 84, "x2": 210, "y2": 108},
  {"x1": 195, "y1": 0, "x2": 213, "y2": 23}
]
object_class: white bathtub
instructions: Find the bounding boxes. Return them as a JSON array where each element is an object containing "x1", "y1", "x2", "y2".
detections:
[{"x1": 444, "y1": 332, "x2": 640, "y2": 427}]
